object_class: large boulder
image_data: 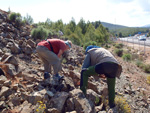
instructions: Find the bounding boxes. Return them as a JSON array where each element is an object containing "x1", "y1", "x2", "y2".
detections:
[
  {"x1": 27, "y1": 39, "x2": 36, "y2": 48},
  {"x1": 48, "y1": 92, "x2": 69, "y2": 112},
  {"x1": 10, "y1": 41, "x2": 20, "y2": 54},
  {"x1": 3, "y1": 55, "x2": 18, "y2": 66},
  {"x1": 68, "y1": 89, "x2": 95, "y2": 113}
]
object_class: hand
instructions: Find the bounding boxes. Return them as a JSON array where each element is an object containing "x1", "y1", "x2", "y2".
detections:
[{"x1": 99, "y1": 74, "x2": 106, "y2": 78}]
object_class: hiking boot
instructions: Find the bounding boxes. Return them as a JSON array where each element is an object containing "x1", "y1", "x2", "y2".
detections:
[
  {"x1": 55, "y1": 74, "x2": 64, "y2": 81},
  {"x1": 44, "y1": 72, "x2": 50, "y2": 79}
]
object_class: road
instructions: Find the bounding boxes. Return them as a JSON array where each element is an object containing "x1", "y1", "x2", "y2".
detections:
[
  {"x1": 117, "y1": 36, "x2": 150, "y2": 64},
  {"x1": 119, "y1": 37, "x2": 150, "y2": 47}
]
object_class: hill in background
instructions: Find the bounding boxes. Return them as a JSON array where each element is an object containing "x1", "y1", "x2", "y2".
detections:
[
  {"x1": 101, "y1": 21, "x2": 128, "y2": 30},
  {"x1": 100, "y1": 21, "x2": 150, "y2": 37},
  {"x1": 101, "y1": 21, "x2": 150, "y2": 29},
  {"x1": 142, "y1": 24, "x2": 150, "y2": 28}
]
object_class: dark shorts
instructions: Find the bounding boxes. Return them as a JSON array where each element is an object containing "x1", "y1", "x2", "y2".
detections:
[{"x1": 95, "y1": 62, "x2": 119, "y2": 78}]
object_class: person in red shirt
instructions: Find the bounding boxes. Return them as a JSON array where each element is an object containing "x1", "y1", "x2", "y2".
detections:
[{"x1": 36, "y1": 39, "x2": 72, "y2": 80}]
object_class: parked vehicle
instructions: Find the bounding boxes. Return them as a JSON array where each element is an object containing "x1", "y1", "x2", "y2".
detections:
[{"x1": 138, "y1": 35, "x2": 146, "y2": 41}]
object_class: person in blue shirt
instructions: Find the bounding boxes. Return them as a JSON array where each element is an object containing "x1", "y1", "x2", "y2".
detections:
[{"x1": 80, "y1": 45, "x2": 122, "y2": 108}]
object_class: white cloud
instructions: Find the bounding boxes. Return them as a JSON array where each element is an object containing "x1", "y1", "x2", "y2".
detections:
[
  {"x1": 137, "y1": 0, "x2": 150, "y2": 12},
  {"x1": 0, "y1": 0, "x2": 149, "y2": 27},
  {"x1": 107, "y1": 0, "x2": 133, "y2": 4}
]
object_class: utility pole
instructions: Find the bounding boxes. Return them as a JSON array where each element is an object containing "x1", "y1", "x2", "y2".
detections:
[
  {"x1": 115, "y1": 18, "x2": 116, "y2": 34},
  {"x1": 133, "y1": 36, "x2": 134, "y2": 49},
  {"x1": 114, "y1": 18, "x2": 116, "y2": 40},
  {"x1": 144, "y1": 40, "x2": 145, "y2": 55}
]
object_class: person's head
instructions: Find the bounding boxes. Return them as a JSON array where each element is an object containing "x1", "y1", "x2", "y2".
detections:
[
  {"x1": 85, "y1": 45, "x2": 101, "y2": 54},
  {"x1": 65, "y1": 40, "x2": 72, "y2": 49}
]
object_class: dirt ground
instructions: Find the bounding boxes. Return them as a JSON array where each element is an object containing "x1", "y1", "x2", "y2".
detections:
[{"x1": 116, "y1": 40, "x2": 150, "y2": 98}]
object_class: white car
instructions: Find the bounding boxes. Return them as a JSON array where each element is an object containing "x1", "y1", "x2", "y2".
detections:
[{"x1": 138, "y1": 35, "x2": 146, "y2": 41}]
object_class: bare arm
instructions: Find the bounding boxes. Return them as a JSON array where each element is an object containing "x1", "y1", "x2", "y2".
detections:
[{"x1": 57, "y1": 49, "x2": 63, "y2": 58}]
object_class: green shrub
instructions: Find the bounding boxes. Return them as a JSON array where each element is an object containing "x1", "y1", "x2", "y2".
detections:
[
  {"x1": 135, "y1": 60, "x2": 150, "y2": 73},
  {"x1": 83, "y1": 41, "x2": 97, "y2": 50},
  {"x1": 114, "y1": 49, "x2": 123, "y2": 57},
  {"x1": 115, "y1": 96, "x2": 131, "y2": 113},
  {"x1": 15, "y1": 17, "x2": 25, "y2": 27},
  {"x1": 35, "y1": 101, "x2": 46, "y2": 113},
  {"x1": 143, "y1": 64, "x2": 150, "y2": 73},
  {"x1": 95, "y1": 96, "x2": 102, "y2": 106},
  {"x1": 31, "y1": 26, "x2": 48, "y2": 40},
  {"x1": 147, "y1": 76, "x2": 150, "y2": 84},
  {"x1": 115, "y1": 43, "x2": 124, "y2": 49},
  {"x1": 69, "y1": 34, "x2": 80, "y2": 45},
  {"x1": 95, "y1": 96, "x2": 100, "y2": 105},
  {"x1": 127, "y1": 46, "x2": 132, "y2": 52},
  {"x1": 105, "y1": 44, "x2": 111, "y2": 49},
  {"x1": 112, "y1": 43, "x2": 116, "y2": 47},
  {"x1": 122, "y1": 54, "x2": 132, "y2": 61},
  {"x1": 48, "y1": 30, "x2": 54, "y2": 36},
  {"x1": 9, "y1": 12, "x2": 21, "y2": 22},
  {"x1": 136, "y1": 60, "x2": 144, "y2": 68},
  {"x1": 65, "y1": 29, "x2": 72, "y2": 36},
  {"x1": 60, "y1": 36, "x2": 68, "y2": 40},
  {"x1": 131, "y1": 53, "x2": 139, "y2": 60},
  {"x1": 9, "y1": 12, "x2": 25, "y2": 28}
]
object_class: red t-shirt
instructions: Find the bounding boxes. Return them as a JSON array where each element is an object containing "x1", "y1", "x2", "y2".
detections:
[{"x1": 37, "y1": 39, "x2": 67, "y2": 54}]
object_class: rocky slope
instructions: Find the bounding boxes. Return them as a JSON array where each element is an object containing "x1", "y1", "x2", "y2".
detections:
[{"x1": 0, "y1": 9, "x2": 150, "y2": 113}]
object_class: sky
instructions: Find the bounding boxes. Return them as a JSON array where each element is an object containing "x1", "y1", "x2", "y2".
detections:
[{"x1": 0, "y1": 0, "x2": 150, "y2": 27}]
